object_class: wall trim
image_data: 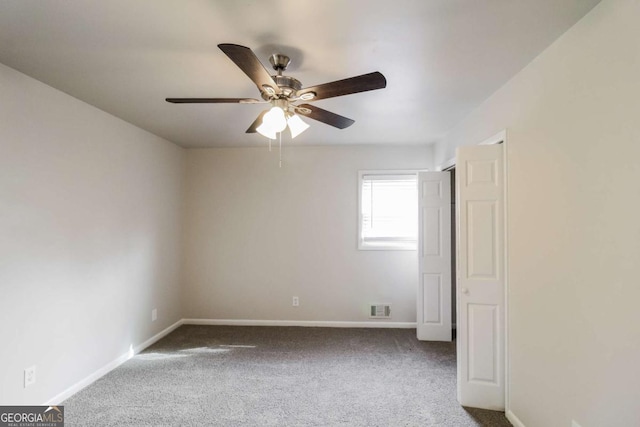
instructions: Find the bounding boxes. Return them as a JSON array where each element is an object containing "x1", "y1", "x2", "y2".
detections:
[
  {"x1": 44, "y1": 319, "x2": 184, "y2": 405},
  {"x1": 436, "y1": 129, "x2": 507, "y2": 171},
  {"x1": 44, "y1": 348, "x2": 132, "y2": 406},
  {"x1": 479, "y1": 129, "x2": 507, "y2": 145},
  {"x1": 437, "y1": 157, "x2": 456, "y2": 171},
  {"x1": 132, "y1": 319, "x2": 184, "y2": 354},
  {"x1": 183, "y1": 318, "x2": 417, "y2": 329},
  {"x1": 501, "y1": 128, "x2": 510, "y2": 413},
  {"x1": 506, "y1": 410, "x2": 526, "y2": 427}
]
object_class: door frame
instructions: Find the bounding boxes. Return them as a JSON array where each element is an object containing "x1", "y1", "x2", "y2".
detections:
[{"x1": 436, "y1": 129, "x2": 510, "y2": 412}]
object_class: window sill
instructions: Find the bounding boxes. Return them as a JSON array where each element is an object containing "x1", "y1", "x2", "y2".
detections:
[{"x1": 358, "y1": 242, "x2": 417, "y2": 251}]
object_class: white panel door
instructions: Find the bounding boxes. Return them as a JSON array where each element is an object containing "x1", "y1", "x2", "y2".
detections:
[
  {"x1": 417, "y1": 172, "x2": 452, "y2": 341},
  {"x1": 456, "y1": 144, "x2": 505, "y2": 410}
]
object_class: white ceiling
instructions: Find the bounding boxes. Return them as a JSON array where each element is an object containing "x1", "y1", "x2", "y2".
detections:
[{"x1": 0, "y1": 0, "x2": 600, "y2": 148}]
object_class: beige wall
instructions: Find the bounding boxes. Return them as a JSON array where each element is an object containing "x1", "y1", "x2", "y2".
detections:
[
  {"x1": 0, "y1": 63, "x2": 185, "y2": 405},
  {"x1": 182, "y1": 145, "x2": 432, "y2": 323},
  {"x1": 433, "y1": 0, "x2": 640, "y2": 425}
]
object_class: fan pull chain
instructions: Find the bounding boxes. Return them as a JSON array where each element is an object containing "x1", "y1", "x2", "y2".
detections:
[
  {"x1": 269, "y1": 137, "x2": 272, "y2": 152},
  {"x1": 279, "y1": 132, "x2": 282, "y2": 168}
]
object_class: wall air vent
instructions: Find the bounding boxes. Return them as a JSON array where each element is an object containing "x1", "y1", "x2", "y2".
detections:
[{"x1": 370, "y1": 304, "x2": 391, "y2": 319}]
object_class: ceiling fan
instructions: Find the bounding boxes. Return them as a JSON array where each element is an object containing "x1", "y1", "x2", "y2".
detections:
[{"x1": 166, "y1": 44, "x2": 387, "y2": 139}]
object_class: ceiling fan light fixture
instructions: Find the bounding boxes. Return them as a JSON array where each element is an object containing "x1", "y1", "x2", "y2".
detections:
[
  {"x1": 262, "y1": 106, "x2": 287, "y2": 133},
  {"x1": 256, "y1": 122, "x2": 277, "y2": 139},
  {"x1": 287, "y1": 114, "x2": 310, "y2": 139}
]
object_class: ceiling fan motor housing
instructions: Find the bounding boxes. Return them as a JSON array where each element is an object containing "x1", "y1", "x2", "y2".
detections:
[{"x1": 263, "y1": 75, "x2": 301, "y2": 99}]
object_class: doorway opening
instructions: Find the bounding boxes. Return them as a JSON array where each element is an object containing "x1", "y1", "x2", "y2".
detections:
[{"x1": 425, "y1": 131, "x2": 508, "y2": 410}]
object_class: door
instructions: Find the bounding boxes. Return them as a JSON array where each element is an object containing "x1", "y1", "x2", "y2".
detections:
[
  {"x1": 417, "y1": 171, "x2": 452, "y2": 341},
  {"x1": 456, "y1": 144, "x2": 505, "y2": 410}
]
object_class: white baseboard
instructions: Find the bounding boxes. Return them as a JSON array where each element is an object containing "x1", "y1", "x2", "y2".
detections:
[
  {"x1": 133, "y1": 319, "x2": 184, "y2": 354},
  {"x1": 44, "y1": 319, "x2": 183, "y2": 405},
  {"x1": 44, "y1": 349, "x2": 131, "y2": 406},
  {"x1": 506, "y1": 410, "x2": 526, "y2": 427},
  {"x1": 183, "y1": 318, "x2": 417, "y2": 329}
]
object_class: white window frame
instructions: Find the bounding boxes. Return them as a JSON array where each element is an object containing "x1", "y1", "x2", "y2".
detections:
[{"x1": 358, "y1": 170, "x2": 420, "y2": 251}]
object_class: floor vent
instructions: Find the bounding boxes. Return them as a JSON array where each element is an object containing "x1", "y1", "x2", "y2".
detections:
[{"x1": 370, "y1": 304, "x2": 391, "y2": 319}]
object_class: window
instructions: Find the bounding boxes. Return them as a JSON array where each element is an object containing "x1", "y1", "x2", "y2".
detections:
[{"x1": 358, "y1": 171, "x2": 418, "y2": 250}]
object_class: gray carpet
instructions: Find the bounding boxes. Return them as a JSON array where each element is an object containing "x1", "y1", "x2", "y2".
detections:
[{"x1": 63, "y1": 326, "x2": 512, "y2": 426}]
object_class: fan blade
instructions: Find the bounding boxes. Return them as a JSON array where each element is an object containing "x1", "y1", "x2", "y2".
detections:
[
  {"x1": 296, "y1": 104, "x2": 354, "y2": 129},
  {"x1": 297, "y1": 71, "x2": 386, "y2": 101},
  {"x1": 166, "y1": 98, "x2": 261, "y2": 104},
  {"x1": 218, "y1": 44, "x2": 281, "y2": 96},
  {"x1": 246, "y1": 110, "x2": 268, "y2": 133}
]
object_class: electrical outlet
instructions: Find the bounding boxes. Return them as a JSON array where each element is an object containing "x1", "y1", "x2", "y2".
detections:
[
  {"x1": 292, "y1": 296, "x2": 299, "y2": 307},
  {"x1": 24, "y1": 366, "x2": 36, "y2": 388},
  {"x1": 572, "y1": 421, "x2": 582, "y2": 427},
  {"x1": 151, "y1": 308, "x2": 157, "y2": 322}
]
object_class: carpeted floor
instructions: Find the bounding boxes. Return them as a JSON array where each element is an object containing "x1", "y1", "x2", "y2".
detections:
[{"x1": 63, "y1": 326, "x2": 512, "y2": 426}]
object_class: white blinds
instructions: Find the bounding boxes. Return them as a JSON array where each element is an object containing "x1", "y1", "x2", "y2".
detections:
[{"x1": 361, "y1": 174, "x2": 417, "y2": 248}]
